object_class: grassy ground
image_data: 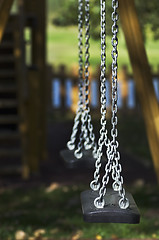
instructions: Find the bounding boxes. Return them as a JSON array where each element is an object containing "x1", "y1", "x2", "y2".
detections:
[
  {"x1": 0, "y1": 114, "x2": 157, "y2": 240},
  {"x1": 0, "y1": 183, "x2": 159, "y2": 240},
  {"x1": 47, "y1": 24, "x2": 159, "y2": 73}
]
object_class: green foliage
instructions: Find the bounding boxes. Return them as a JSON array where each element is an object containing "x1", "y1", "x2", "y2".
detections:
[
  {"x1": 47, "y1": 0, "x2": 65, "y2": 14},
  {"x1": 135, "y1": 0, "x2": 159, "y2": 40},
  {"x1": 52, "y1": 0, "x2": 78, "y2": 26},
  {"x1": 52, "y1": 0, "x2": 159, "y2": 41},
  {"x1": 52, "y1": 0, "x2": 112, "y2": 40}
]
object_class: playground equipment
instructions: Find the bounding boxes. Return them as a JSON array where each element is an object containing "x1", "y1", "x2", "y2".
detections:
[
  {"x1": 80, "y1": 0, "x2": 140, "y2": 223},
  {"x1": 0, "y1": 0, "x2": 46, "y2": 178},
  {"x1": 0, "y1": 0, "x2": 159, "y2": 187},
  {"x1": 60, "y1": 0, "x2": 98, "y2": 168}
]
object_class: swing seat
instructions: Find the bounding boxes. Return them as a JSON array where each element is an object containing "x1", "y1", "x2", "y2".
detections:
[
  {"x1": 81, "y1": 189, "x2": 140, "y2": 224},
  {"x1": 60, "y1": 149, "x2": 98, "y2": 169}
]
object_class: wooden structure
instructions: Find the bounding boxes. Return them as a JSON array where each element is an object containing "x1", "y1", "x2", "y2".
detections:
[
  {"x1": 0, "y1": 0, "x2": 14, "y2": 41},
  {"x1": 0, "y1": 0, "x2": 46, "y2": 178},
  {"x1": 48, "y1": 0, "x2": 159, "y2": 182},
  {"x1": 119, "y1": 0, "x2": 159, "y2": 182},
  {"x1": 0, "y1": 0, "x2": 159, "y2": 182}
]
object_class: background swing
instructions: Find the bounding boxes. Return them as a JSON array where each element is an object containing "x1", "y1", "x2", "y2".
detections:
[
  {"x1": 60, "y1": 0, "x2": 98, "y2": 169},
  {"x1": 81, "y1": 0, "x2": 140, "y2": 224}
]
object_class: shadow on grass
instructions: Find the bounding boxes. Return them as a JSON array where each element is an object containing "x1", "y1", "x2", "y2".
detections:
[{"x1": 0, "y1": 184, "x2": 159, "y2": 239}]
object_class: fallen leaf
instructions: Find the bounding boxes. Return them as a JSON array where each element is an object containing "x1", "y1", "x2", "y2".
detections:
[
  {"x1": 152, "y1": 233, "x2": 157, "y2": 238},
  {"x1": 72, "y1": 230, "x2": 83, "y2": 240},
  {"x1": 15, "y1": 231, "x2": 27, "y2": 240},
  {"x1": 34, "y1": 229, "x2": 45, "y2": 237},
  {"x1": 133, "y1": 179, "x2": 145, "y2": 188},
  {"x1": 45, "y1": 183, "x2": 60, "y2": 193},
  {"x1": 96, "y1": 235, "x2": 102, "y2": 240}
]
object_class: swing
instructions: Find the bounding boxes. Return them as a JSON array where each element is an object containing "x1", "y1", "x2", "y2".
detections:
[
  {"x1": 60, "y1": 0, "x2": 98, "y2": 169},
  {"x1": 80, "y1": 0, "x2": 140, "y2": 224}
]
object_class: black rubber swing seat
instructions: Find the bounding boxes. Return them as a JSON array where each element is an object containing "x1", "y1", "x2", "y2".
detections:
[
  {"x1": 60, "y1": 148, "x2": 100, "y2": 169},
  {"x1": 81, "y1": 189, "x2": 140, "y2": 224}
]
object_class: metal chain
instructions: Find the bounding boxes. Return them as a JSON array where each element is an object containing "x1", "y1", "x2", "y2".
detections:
[
  {"x1": 110, "y1": 0, "x2": 129, "y2": 209},
  {"x1": 75, "y1": 0, "x2": 97, "y2": 159},
  {"x1": 83, "y1": 0, "x2": 97, "y2": 158},
  {"x1": 67, "y1": 0, "x2": 97, "y2": 159},
  {"x1": 83, "y1": 0, "x2": 97, "y2": 156},
  {"x1": 74, "y1": 0, "x2": 90, "y2": 157},
  {"x1": 94, "y1": 0, "x2": 129, "y2": 210},
  {"x1": 67, "y1": 0, "x2": 84, "y2": 151},
  {"x1": 90, "y1": 0, "x2": 110, "y2": 191}
]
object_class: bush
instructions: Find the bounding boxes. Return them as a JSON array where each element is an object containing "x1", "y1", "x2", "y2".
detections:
[{"x1": 52, "y1": 0, "x2": 159, "y2": 41}]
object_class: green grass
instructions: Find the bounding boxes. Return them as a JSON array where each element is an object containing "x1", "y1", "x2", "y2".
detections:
[
  {"x1": 47, "y1": 24, "x2": 159, "y2": 73},
  {"x1": 0, "y1": 184, "x2": 159, "y2": 239},
  {"x1": 0, "y1": 114, "x2": 157, "y2": 240}
]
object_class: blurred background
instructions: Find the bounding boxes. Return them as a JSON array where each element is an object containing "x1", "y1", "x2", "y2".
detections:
[{"x1": 0, "y1": 0, "x2": 159, "y2": 239}]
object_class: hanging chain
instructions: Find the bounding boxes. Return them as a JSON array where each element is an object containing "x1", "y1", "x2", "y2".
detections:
[
  {"x1": 110, "y1": 0, "x2": 129, "y2": 209},
  {"x1": 67, "y1": 0, "x2": 84, "y2": 151},
  {"x1": 90, "y1": 0, "x2": 110, "y2": 191},
  {"x1": 75, "y1": 0, "x2": 97, "y2": 159},
  {"x1": 93, "y1": 0, "x2": 129, "y2": 210},
  {"x1": 68, "y1": 0, "x2": 97, "y2": 159},
  {"x1": 81, "y1": 0, "x2": 91, "y2": 151},
  {"x1": 84, "y1": 0, "x2": 97, "y2": 157}
]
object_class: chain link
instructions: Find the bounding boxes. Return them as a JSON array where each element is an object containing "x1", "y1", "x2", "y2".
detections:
[
  {"x1": 68, "y1": 0, "x2": 97, "y2": 159},
  {"x1": 75, "y1": 0, "x2": 97, "y2": 158},
  {"x1": 90, "y1": 0, "x2": 110, "y2": 191},
  {"x1": 76, "y1": 0, "x2": 91, "y2": 154},
  {"x1": 83, "y1": 0, "x2": 97, "y2": 155},
  {"x1": 93, "y1": 0, "x2": 129, "y2": 210},
  {"x1": 67, "y1": 0, "x2": 83, "y2": 151},
  {"x1": 110, "y1": 0, "x2": 129, "y2": 209}
]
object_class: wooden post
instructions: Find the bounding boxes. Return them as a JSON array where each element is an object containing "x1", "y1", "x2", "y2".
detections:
[
  {"x1": 15, "y1": 0, "x2": 30, "y2": 179},
  {"x1": 24, "y1": 0, "x2": 47, "y2": 164},
  {"x1": 0, "y1": 0, "x2": 14, "y2": 42},
  {"x1": 119, "y1": 0, "x2": 159, "y2": 182},
  {"x1": 26, "y1": 68, "x2": 40, "y2": 172}
]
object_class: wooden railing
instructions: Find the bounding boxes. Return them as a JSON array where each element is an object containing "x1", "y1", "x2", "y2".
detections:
[
  {"x1": 48, "y1": 64, "x2": 159, "y2": 114},
  {"x1": 0, "y1": 0, "x2": 14, "y2": 42}
]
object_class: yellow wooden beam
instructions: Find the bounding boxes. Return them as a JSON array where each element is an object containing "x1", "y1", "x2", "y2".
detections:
[
  {"x1": 119, "y1": 0, "x2": 159, "y2": 182},
  {"x1": 0, "y1": 0, "x2": 14, "y2": 42},
  {"x1": 24, "y1": 0, "x2": 47, "y2": 167}
]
